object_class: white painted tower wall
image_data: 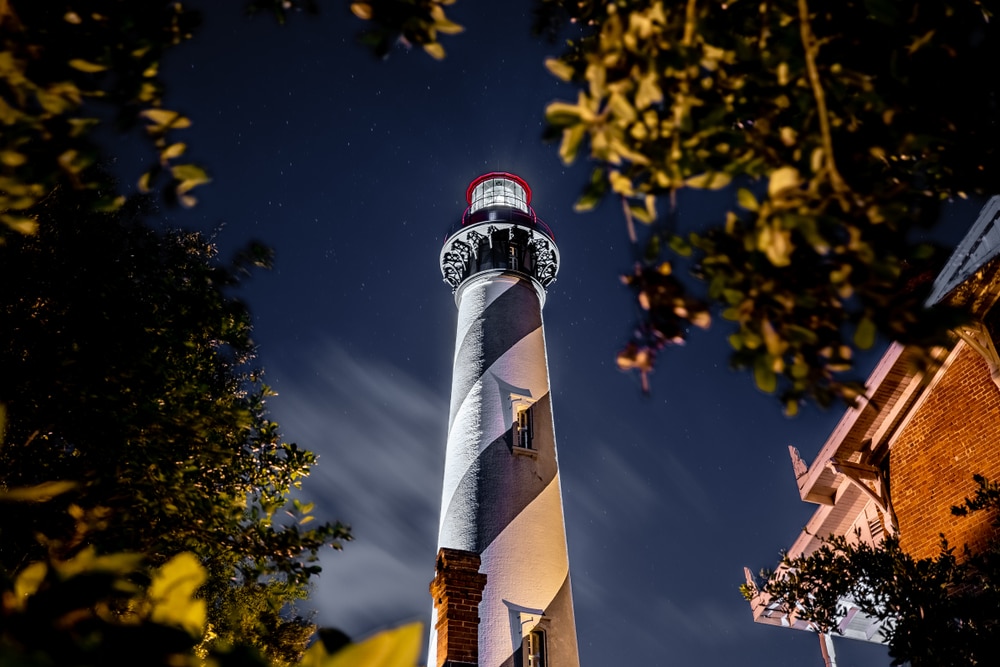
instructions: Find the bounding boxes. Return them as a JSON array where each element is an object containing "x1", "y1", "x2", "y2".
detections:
[{"x1": 430, "y1": 174, "x2": 579, "y2": 667}]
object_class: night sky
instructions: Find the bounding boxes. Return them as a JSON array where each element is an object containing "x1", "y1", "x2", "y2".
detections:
[{"x1": 111, "y1": 3, "x2": 979, "y2": 665}]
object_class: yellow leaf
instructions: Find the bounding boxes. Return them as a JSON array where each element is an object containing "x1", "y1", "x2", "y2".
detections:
[
  {"x1": 685, "y1": 172, "x2": 732, "y2": 190},
  {"x1": 767, "y1": 166, "x2": 801, "y2": 197},
  {"x1": 161, "y1": 142, "x2": 186, "y2": 161},
  {"x1": 301, "y1": 622, "x2": 423, "y2": 667},
  {"x1": 138, "y1": 171, "x2": 152, "y2": 193},
  {"x1": 430, "y1": 6, "x2": 463, "y2": 34},
  {"x1": 757, "y1": 220, "x2": 793, "y2": 267},
  {"x1": 140, "y1": 108, "x2": 191, "y2": 130},
  {"x1": 737, "y1": 187, "x2": 759, "y2": 212},
  {"x1": 559, "y1": 124, "x2": 586, "y2": 164},
  {"x1": 784, "y1": 399, "x2": 799, "y2": 417},
  {"x1": 423, "y1": 43, "x2": 446, "y2": 60},
  {"x1": 776, "y1": 62, "x2": 789, "y2": 86},
  {"x1": 13, "y1": 562, "x2": 47, "y2": 607},
  {"x1": 0, "y1": 480, "x2": 79, "y2": 502},
  {"x1": 0, "y1": 150, "x2": 26, "y2": 166},
  {"x1": 609, "y1": 170, "x2": 634, "y2": 196},
  {"x1": 149, "y1": 552, "x2": 207, "y2": 637},
  {"x1": 810, "y1": 147, "x2": 824, "y2": 173},
  {"x1": 172, "y1": 163, "x2": 211, "y2": 193},
  {"x1": 545, "y1": 97, "x2": 592, "y2": 125},
  {"x1": 761, "y1": 318, "x2": 785, "y2": 356},
  {"x1": 1, "y1": 214, "x2": 38, "y2": 235},
  {"x1": 607, "y1": 92, "x2": 636, "y2": 124},
  {"x1": 68, "y1": 117, "x2": 100, "y2": 137},
  {"x1": 635, "y1": 70, "x2": 662, "y2": 110},
  {"x1": 545, "y1": 58, "x2": 574, "y2": 82},
  {"x1": 585, "y1": 62, "x2": 606, "y2": 97},
  {"x1": 350, "y1": 3, "x2": 372, "y2": 19},
  {"x1": 907, "y1": 30, "x2": 935, "y2": 55},
  {"x1": 69, "y1": 59, "x2": 106, "y2": 73},
  {"x1": 54, "y1": 547, "x2": 144, "y2": 580}
]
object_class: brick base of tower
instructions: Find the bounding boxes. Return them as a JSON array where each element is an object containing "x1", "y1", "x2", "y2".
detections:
[{"x1": 430, "y1": 548, "x2": 488, "y2": 667}]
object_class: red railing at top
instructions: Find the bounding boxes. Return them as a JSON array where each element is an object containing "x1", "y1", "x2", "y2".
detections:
[{"x1": 466, "y1": 172, "x2": 532, "y2": 205}]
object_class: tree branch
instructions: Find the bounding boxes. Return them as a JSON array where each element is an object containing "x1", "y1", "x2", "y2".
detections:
[{"x1": 797, "y1": 0, "x2": 847, "y2": 195}]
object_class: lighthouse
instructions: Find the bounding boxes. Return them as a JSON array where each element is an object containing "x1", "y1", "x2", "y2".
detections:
[{"x1": 429, "y1": 173, "x2": 580, "y2": 667}]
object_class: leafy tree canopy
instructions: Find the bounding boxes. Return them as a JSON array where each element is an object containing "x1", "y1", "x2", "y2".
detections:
[
  {"x1": 745, "y1": 475, "x2": 1000, "y2": 666},
  {"x1": 0, "y1": 186, "x2": 349, "y2": 662},
  {"x1": 536, "y1": 0, "x2": 998, "y2": 410},
  {"x1": 13, "y1": 0, "x2": 994, "y2": 412}
]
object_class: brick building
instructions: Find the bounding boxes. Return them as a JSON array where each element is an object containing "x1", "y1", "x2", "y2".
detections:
[{"x1": 745, "y1": 197, "x2": 1000, "y2": 658}]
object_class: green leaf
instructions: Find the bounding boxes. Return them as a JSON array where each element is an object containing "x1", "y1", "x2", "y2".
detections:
[
  {"x1": 574, "y1": 188, "x2": 602, "y2": 212},
  {"x1": 171, "y1": 163, "x2": 208, "y2": 183},
  {"x1": 668, "y1": 234, "x2": 692, "y2": 257},
  {"x1": 754, "y1": 357, "x2": 777, "y2": 393},
  {"x1": 149, "y1": 552, "x2": 207, "y2": 637},
  {"x1": 854, "y1": 316, "x2": 877, "y2": 350}
]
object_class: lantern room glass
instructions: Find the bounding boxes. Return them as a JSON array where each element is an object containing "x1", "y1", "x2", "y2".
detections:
[{"x1": 468, "y1": 177, "x2": 529, "y2": 214}]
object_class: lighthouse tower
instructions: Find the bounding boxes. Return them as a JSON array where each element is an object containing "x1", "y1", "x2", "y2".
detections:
[{"x1": 429, "y1": 173, "x2": 580, "y2": 667}]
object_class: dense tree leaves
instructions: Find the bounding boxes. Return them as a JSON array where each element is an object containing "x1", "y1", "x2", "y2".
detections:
[
  {"x1": 0, "y1": 549, "x2": 272, "y2": 667},
  {"x1": 0, "y1": 189, "x2": 350, "y2": 662},
  {"x1": 5, "y1": 1, "x2": 998, "y2": 412},
  {"x1": 746, "y1": 476, "x2": 1000, "y2": 666},
  {"x1": 540, "y1": 0, "x2": 997, "y2": 409},
  {"x1": 0, "y1": 1, "x2": 206, "y2": 225}
]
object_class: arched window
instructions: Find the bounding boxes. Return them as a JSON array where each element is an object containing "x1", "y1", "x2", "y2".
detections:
[{"x1": 526, "y1": 629, "x2": 546, "y2": 667}]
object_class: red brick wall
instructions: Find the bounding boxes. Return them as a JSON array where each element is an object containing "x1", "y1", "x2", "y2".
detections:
[
  {"x1": 890, "y1": 344, "x2": 1000, "y2": 560},
  {"x1": 430, "y1": 548, "x2": 487, "y2": 667}
]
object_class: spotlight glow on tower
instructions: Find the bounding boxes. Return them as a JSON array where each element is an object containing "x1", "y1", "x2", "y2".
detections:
[{"x1": 429, "y1": 173, "x2": 580, "y2": 667}]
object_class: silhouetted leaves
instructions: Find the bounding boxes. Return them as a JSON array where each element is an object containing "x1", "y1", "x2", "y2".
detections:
[
  {"x1": 0, "y1": 189, "x2": 349, "y2": 663},
  {"x1": 750, "y1": 476, "x2": 1000, "y2": 666},
  {"x1": 542, "y1": 0, "x2": 997, "y2": 408}
]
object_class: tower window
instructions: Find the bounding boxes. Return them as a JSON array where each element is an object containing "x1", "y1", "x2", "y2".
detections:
[
  {"x1": 526, "y1": 630, "x2": 546, "y2": 667},
  {"x1": 513, "y1": 403, "x2": 533, "y2": 450}
]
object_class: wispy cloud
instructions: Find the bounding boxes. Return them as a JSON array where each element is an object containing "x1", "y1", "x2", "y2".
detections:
[
  {"x1": 264, "y1": 341, "x2": 447, "y2": 636},
  {"x1": 649, "y1": 595, "x2": 754, "y2": 646}
]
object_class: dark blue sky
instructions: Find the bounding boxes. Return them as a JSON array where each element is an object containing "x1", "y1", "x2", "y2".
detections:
[{"x1": 121, "y1": 3, "x2": 985, "y2": 664}]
